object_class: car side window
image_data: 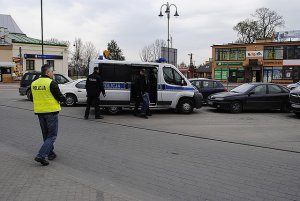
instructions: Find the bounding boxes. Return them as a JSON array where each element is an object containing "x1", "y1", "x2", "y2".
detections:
[
  {"x1": 268, "y1": 85, "x2": 282, "y2": 94},
  {"x1": 202, "y1": 81, "x2": 213, "y2": 89},
  {"x1": 194, "y1": 81, "x2": 201, "y2": 89},
  {"x1": 54, "y1": 75, "x2": 68, "y2": 84},
  {"x1": 75, "y1": 80, "x2": 86, "y2": 89},
  {"x1": 251, "y1": 85, "x2": 267, "y2": 95}
]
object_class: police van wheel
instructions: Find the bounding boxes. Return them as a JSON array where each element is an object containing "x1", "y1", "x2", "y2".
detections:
[
  {"x1": 106, "y1": 106, "x2": 121, "y2": 115},
  {"x1": 26, "y1": 89, "x2": 32, "y2": 101},
  {"x1": 178, "y1": 99, "x2": 194, "y2": 114},
  {"x1": 65, "y1": 94, "x2": 76, "y2": 106}
]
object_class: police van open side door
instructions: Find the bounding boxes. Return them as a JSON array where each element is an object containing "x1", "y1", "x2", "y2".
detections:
[{"x1": 130, "y1": 65, "x2": 158, "y2": 106}]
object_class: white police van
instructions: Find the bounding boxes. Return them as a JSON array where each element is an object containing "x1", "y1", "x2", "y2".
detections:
[{"x1": 89, "y1": 60, "x2": 203, "y2": 114}]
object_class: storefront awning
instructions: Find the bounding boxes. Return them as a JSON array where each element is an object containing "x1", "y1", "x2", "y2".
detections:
[{"x1": 0, "y1": 62, "x2": 15, "y2": 67}]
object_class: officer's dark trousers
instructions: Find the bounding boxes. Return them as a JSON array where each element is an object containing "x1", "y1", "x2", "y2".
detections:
[
  {"x1": 85, "y1": 96, "x2": 101, "y2": 118},
  {"x1": 134, "y1": 94, "x2": 150, "y2": 115},
  {"x1": 37, "y1": 113, "x2": 58, "y2": 158}
]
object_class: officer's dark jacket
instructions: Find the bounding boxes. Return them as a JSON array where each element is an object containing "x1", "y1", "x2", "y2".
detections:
[
  {"x1": 134, "y1": 74, "x2": 149, "y2": 96},
  {"x1": 86, "y1": 72, "x2": 105, "y2": 97},
  {"x1": 41, "y1": 75, "x2": 66, "y2": 103}
]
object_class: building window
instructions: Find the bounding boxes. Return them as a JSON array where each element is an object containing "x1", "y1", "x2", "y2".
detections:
[
  {"x1": 26, "y1": 60, "x2": 35, "y2": 70},
  {"x1": 283, "y1": 46, "x2": 300, "y2": 59},
  {"x1": 282, "y1": 67, "x2": 293, "y2": 79},
  {"x1": 215, "y1": 48, "x2": 246, "y2": 61},
  {"x1": 47, "y1": 60, "x2": 55, "y2": 70},
  {"x1": 263, "y1": 46, "x2": 283, "y2": 60},
  {"x1": 214, "y1": 68, "x2": 229, "y2": 80},
  {"x1": 272, "y1": 67, "x2": 283, "y2": 80}
]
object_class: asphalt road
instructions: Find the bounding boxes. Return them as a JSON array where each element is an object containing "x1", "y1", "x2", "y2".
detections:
[{"x1": 1, "y1": 84, "x2": 300, "y2": 201}]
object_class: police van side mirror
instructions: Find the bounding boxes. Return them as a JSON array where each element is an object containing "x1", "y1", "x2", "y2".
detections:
[{"x1": 181, "y1": 79, "x2": 185, "y2": 86}]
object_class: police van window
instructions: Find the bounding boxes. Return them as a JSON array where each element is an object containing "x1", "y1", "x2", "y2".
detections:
[
  {"x1": 99, "y1": 63, "x2": 115, "y2": 81},
  {"x1": 114, "y1": 64, "x2": 130, "y2": 82},
  {"x1": 163, "y1": 67, "x2": 186, "y2": 86},
  {"x1": 75, "y1": 80, "x2": 86, "y2": 89}
]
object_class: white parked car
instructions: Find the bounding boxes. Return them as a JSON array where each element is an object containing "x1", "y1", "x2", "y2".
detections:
[{"x1": 59, "y1": 79, "x2": 87, "y2": 106}]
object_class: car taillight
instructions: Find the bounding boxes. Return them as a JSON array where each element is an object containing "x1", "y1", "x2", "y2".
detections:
[{"x1": 224, "y1": 88, "x2": 228, "y2": 92}]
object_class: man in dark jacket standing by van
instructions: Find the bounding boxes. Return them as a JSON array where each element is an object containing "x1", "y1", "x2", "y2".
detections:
[
  {"x1": 84, "y1": 67, "x2": 106, "y2": 119},
  {"x1": 133, "y1": 69, "x2": 151, "y2": 119}
]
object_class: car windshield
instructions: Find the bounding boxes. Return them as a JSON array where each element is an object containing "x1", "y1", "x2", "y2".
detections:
[{"x1": 230, "y1": 83, "x2": 254, "y2": 93}]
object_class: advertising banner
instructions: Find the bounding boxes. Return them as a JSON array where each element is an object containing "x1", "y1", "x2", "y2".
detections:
[
  {"x1": 275, "y1": 30, "x2": 300, "y2": 40},
  {"x1": 246, "y1": 51, "x2": 263, "y2": 58}
]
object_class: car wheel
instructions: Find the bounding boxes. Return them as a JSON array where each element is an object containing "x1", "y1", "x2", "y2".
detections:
[
  {"x1": 65, "y1": 94, "x2": 77, "y2": 106},
  {"x1": 280, "y1": 103, "x2": 290, "y2": 113},
  {"x1": 178, "y1": 99, "x2": 194, "y2": 114},
  {"x1": 230, "y1": 101, "x2": 242, "y2": 113},
  {"x1": 106, "y1": 106, "x2": 121, "y2": 115},
  {"x1": 26, "y1": 89, "x2": 33, "y2": 101}
]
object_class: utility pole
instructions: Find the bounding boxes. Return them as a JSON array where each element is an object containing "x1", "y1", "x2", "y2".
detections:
[{"x1": 188, "y1": 53, "x2": 193, "y2": 67}]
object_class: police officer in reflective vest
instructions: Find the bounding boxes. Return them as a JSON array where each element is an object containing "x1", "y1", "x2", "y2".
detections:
[
  {"x1": 31, "y1": 64, "x2": 66, "y2": 166},
  {"x1": 84, "y1": 67, "x2": 106, "y2": 119}
]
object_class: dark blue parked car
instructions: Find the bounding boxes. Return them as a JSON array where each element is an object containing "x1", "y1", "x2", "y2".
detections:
[{"x1": 189, "y1": 78, "x2": 227, "y2": 102}]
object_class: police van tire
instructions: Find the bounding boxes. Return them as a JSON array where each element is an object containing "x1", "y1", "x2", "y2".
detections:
[
  {"x1": 178, "y1": 99, "x2": 194, "y2": 114},
  {"x1": 26, "y1": 89, "x2": 33, "y2": 101},
  {"x1": 65, "y1": 94, "x2": 77, "y2": 106},
  {"x1": 106, "y1": 106, "x2": 121, "y2": 115}
]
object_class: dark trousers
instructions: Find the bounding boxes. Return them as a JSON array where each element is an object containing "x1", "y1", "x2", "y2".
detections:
[
  {"x1": 134, "y1": 93, "x2": 150, "y2": 115},
  {"x1": 37, "y1": 113, "x2": 58, "y2": 158},
  {"x1": 85, "y1": 96, "x2": 101, "y2": 117}
]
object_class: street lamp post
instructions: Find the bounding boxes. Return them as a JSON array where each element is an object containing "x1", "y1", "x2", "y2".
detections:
[
  {"x1": 73, "y1": 42, "x2": 79, "y2": 79},
  {"x1": 41, "y1": 0, "x2": 44, "y2": 65},
  {"x1": 158, "y1": 2, "x2": 179, "y2": 64}
]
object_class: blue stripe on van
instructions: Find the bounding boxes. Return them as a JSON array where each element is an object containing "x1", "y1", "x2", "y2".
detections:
[
  {"x1": 103, "y1": 82, "x2": 194, "y2": 91},
  {"x1": 104, "y1": 82, "x2": 128, "y2": 90},
  {"x1": 158, "y1": 84, "x2": 194, "y2": 91}
]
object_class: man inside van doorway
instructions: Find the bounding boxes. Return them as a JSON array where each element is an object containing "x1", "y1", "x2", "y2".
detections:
[{"x1": 133, "y1": 69, "x2": 151, "y2": 119}]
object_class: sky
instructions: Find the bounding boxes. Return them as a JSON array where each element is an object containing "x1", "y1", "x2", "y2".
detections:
[{"x1": 1, "y1": 0, "x2": 299, "y2": 65}]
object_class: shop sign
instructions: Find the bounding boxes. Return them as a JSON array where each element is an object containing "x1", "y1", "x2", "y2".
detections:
[
  {"x1": 283, "y1": 60, "x2": 300, "y2": 66},
  {"x1": 263, "y1": 60, "x2": 283, "y2": 66},
  {"x1": 246, "y1": 51, "x2": 263, "y2": 58},
  {"x1": 216, "y1": 62, "x2": 243, "y2": 66},
  {"x1": 24, "y1": 54, "x2": 63, "y2": 60}
]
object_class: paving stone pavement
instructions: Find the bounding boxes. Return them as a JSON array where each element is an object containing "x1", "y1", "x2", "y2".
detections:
[{"x1": 0, "y1": 145, "x2": 136, "y2": 201}]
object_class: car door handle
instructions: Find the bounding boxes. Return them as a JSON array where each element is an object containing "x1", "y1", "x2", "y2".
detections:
[{"x1": 78, "y1": 90, "x2": 82, "y2": 92}]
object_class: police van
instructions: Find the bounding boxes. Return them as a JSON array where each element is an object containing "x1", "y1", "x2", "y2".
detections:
[{"x1": 89, "y1": 60, "x2": 203, "y2": 114}]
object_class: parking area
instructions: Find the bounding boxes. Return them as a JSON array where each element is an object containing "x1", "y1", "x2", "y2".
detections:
[{"x1": 1, "y1": 84, "x2": 300, "y2": 200}]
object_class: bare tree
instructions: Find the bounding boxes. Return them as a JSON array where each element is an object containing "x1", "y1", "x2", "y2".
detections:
[
  {"x1": 252, "y1": 7, "x2": 285, "y2": 39},
  {"x1": 152, "y1": 39, "x2": 166, "y2": 60},
  {"x1": 233, "y1": 7, "x2": 285, "y2": 43},
  {"x1": 140, "y1": 39, "x2": 166, "y2": 62},
  {"x1": 140, "y1": 45, "x2": 154, "y2": 62},
  {"x1": 83, "y1": 41, "x2": 97, "y2": 69},
  {"x1": 70, "y1": 38, "x2": 85, "y2": 77}
]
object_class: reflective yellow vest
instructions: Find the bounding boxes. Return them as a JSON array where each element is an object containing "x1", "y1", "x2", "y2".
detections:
[{"x1": 31, "y1": 77, "x2": 61, "y2": 113}]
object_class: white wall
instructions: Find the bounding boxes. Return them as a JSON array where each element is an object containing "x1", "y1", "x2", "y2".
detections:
[{"x1": 12, "y1": 43, "x2": 68, "y2": 76}]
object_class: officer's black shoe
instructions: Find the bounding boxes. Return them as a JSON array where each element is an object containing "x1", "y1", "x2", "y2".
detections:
[
  {"x1": 84, "y1": 116, "x2": 88, "y2": 120},
  {"x1": 147, "y1": 113, "x2": 152, "y2": 116},
  {"x1": 139, "y1": 114, "x2": 148, "y2": 119},
  {"x1": 34, "y1": 157, "x2": 49, "y2": 166},
  {"x1": 95, "y1": 116, "x2": 104, "y2": 119},
  {"x1": 48, "y1": 152, "x2": 57, "y2": 161}
]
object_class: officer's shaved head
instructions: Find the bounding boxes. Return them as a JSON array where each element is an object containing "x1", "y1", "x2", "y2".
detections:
[{"x1": 41, "y1": 64, "x2": 53, "y2": 75}]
